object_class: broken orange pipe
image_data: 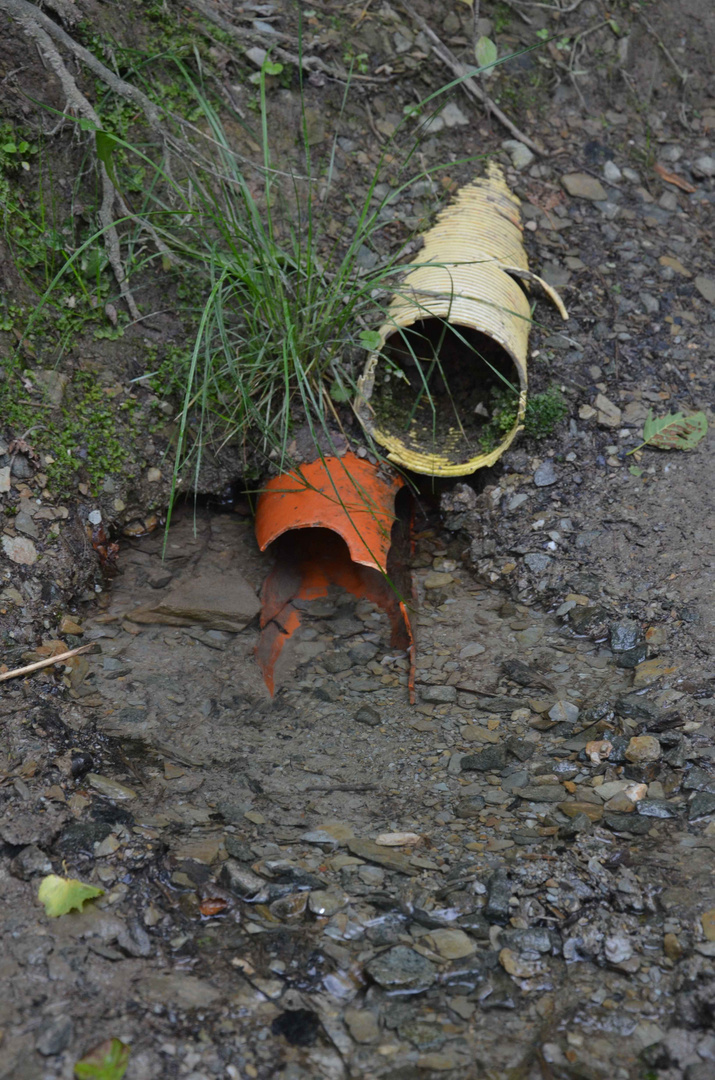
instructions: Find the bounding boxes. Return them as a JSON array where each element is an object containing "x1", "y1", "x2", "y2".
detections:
[{"x1": 254, "y1": 452, "x2": 415, "y2": 700}]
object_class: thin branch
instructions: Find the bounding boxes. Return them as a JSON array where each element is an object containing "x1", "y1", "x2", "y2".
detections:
[
  {"x1": 399, "y1": 1, "x2": 544, "y2": 155},
  {"x1": 0, "y1": 644, "x2": 94, "y2": 683}
]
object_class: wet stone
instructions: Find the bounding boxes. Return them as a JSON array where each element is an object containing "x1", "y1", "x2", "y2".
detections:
[
  {"x1": 346, "y1": 838, "x2": 416, "y2": 876},
  {"x1": 323, "y1": 652, "x2": 352, "y2": 674},
  {"x1": 10, "y1": 844, "x2": 53, "y2": 880},
  {"x1": 519, "y1": 785, "x2": 564, "y2": 802},
  {"x1": 455, "y1": 795, "x2": 486, "y2": 818},
  {"x1": 533, "y1": 461, "x2": 558, "y2": 487},
  {"x1": 348, "y1": 641, "x2": 379, "y2": 664},
  {"x1": 548, "y1": 700, "x2": 580, "y2": 725},
  {"x1": 219, "y1": 859, "x2": 266, "y2": 896},
  {"x1": 56, "y1": 821, "x2": 112, "y2": 855},
  {"x1": 603, "y1": 812, "x2": 652, "y2": 834},
  {"x1": 610, "y1": 619, "x2": 641, "y2": 652},
  {"x1": 365, "y1": 945, "x2": 436, "y2": 991},
  {"x1": 37, "y1": 1015, "x2": 73, "y2": 1056},
  {"x1": 308, "y1": 890, "x2": 346, "y2": 917},
  {"x1": 354, "y1": 705, "x2": 381, "y2": 727},
  {"x1": 558, "y1": 812, "x2": 593, "y2": 839},
  {"x1": 524, "y1": 553, "x2": 552, "y2": 574},
  {"x1": 224, "y1": 836, "x2": 254, "y2": 861},
  {"x1": 689, "y1": 792, "x2": 715, "y2": 820},
  {"x1": 616, "y1": 644, "x2": 649, "y2": 669},
  {"x1": 485, "y1": 869, "x2": 511, "y2": 925},
  {"x1": 637, "y1": 799, "x2": 679, "y2": 819},
  {"x1": 419, "y1": 684, "x2": 457, "y2": 704},
  {"x1": 344, "y1": 1007, "x2": 379, "y2": 1043},
  {"x1": 461, "y1": 745, "x2": 506, "y2": 772},
  {"x1": 683, "y1": 767, "x2": 715, "y2": 794}
]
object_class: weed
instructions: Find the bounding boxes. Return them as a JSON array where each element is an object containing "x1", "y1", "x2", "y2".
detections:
[{"x1": 480, "y1": 385, "x2": 567, "y2": 452}]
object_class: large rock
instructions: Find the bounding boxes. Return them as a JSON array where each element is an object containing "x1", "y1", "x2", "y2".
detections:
[{"x1": 128, "y1": 570, "x2": 261, "y2": 631}]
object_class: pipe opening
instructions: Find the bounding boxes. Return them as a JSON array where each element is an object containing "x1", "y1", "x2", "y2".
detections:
[{"x1": 370, "y1": 318, "x2": 522, "y2": 467}]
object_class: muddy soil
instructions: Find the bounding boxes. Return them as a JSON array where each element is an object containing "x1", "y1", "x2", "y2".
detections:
[{"x1": 1, "y1": 1, "x2": 715, "y2": 1079}]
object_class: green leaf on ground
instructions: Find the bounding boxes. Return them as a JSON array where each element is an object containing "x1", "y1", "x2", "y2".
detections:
[
  {"x1": 627, "y1": 410, "x2": 708, "y2": 454},
  {"x1": 475, "y1": 36, "x2": 498, "y2": 70},
  {"x1": 38, "y1": 874, "x2": 104, "y2": 917},
  {"x1": 359, "y1": 330, "x2": 382, "y2": 351},
  {"x1": 628, "y1": 465, "x2": 643, "y2": 477},
  {"x1": 74, "y1": 1039, "x2": 130, "y2": 1080}
]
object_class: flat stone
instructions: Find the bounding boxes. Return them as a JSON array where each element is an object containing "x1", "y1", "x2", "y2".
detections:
[
  {"x1": 365, "y1": 946, "x2": 435, "y2": 990},
  {"x1": 308, "y1": 890, "x2": 346, "y2": 917},
  {"x1": 59, "y1": 615, "x2": 83, "y2": 635},
  {"x1": 604, "y1": 160, "x2": 622, "y2": 183},
  {"x1": 461, "y1": 745, "x2": 506, "y2": 772},
  {"x1": 423, "y1": 571, "x2": 454, "y2": 589},
  {"x1": 524, "y1": 553, "x2": 552, "y2": 574},
  {"x1": 632, "y1": 657, "x2": 678, "y2": 687},
  {"x1": 533, "y1": 461, "x2": 558, "y2": 487},
  {"x1": 128, "y1": 569, "x2": 260, "y2": 631},
  {"x1": 562, "y1": 173, "x2": 608, "y2": 201},
  {"x1": 548, "y1": 700, "x2": 579, "y2": 724},
  {"x1": 344, "y1": 1007, "x2": 379, "y2": 1043},
  {"x1": 454, "y1": 795, "x2": 486, "y2": 818},
  {"x1": 693, "y1": 155, "x2": 715, "y2": 177},
  {"x1": 603, "y1": 811, "x2": 652, "y2": 834},
  {"x1": 594, "y1": 393, "x2": 621, "y2": 428},
  {"x1": 0, "y1": 467, "x2": 10, "y2": 493},
  {"x1": 459, "y1": 643, "x2": 486, "y2": 659},
  {"x1": 219, "y1": 860, "x2": 266, "y2": 896},
  {"x1": 518, "y1": 785, "x2": 564, "y2": 802},
  {"x1": 346, "y1": 838, "x2": 417, "y2": 875},
  {"x1": 141, "y1": 973, "x2": 222, "y2": 1009},
  {"x1": 502, "y1": 139, "x2": 535, "y2": 170},
  {"x1": 694, "y1": 275, "x2": 715, "y2": 304},
  {"x1": 419, "y1": 684, "x2": 457, "y2": 704},
  {"x1": 425, "y1": 928, "x2": 477, "y2": 959},
  {"x1": 86, "y1": 774, "x2": 137, "y2": 800},
  {"x1": 2, "y1": 535, "x2": 37, "y2": 565},
  {"x1": 558, "y1": 801, "x2": 603, "y2": 822},
  {"x1": 461, "y1": 725, "x2": 500, "y2": 743}
]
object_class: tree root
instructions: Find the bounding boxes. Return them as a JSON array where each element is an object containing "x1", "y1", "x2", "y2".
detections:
[{"x1": 1, "y1": 0, "x2": 181, "y2": 314}]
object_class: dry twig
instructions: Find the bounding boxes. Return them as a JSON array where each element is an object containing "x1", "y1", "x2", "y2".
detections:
[{"x1": 0, "y1": 644, "x2": 94, "y2": 683}]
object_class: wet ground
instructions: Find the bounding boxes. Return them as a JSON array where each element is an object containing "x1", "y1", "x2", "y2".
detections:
[
  {"x1": 2, "y1": 0, "x2": 715, "y2": 1077},
  {"x1": 2, "y1": 494, "x2": 715, "y2": 1080}
]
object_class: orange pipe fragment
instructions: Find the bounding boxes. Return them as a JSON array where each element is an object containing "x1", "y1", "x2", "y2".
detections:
[{"x1": 254, "y1": 453, "x2": 415, "y2": 699}]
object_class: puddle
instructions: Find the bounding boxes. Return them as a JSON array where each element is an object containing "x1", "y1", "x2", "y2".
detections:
[{"x1": 48, "y1": 502, "x2": 710, "y2": 1078}]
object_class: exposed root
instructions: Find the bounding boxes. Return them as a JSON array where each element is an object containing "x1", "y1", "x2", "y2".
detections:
[{"x1": 2, "y1": 0, "x2": 161, "y2": 129}]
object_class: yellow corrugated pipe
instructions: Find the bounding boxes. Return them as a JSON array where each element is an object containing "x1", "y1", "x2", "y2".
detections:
[{"x1": 355, "y1": 163, "x2": 568, "y2": 476}]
